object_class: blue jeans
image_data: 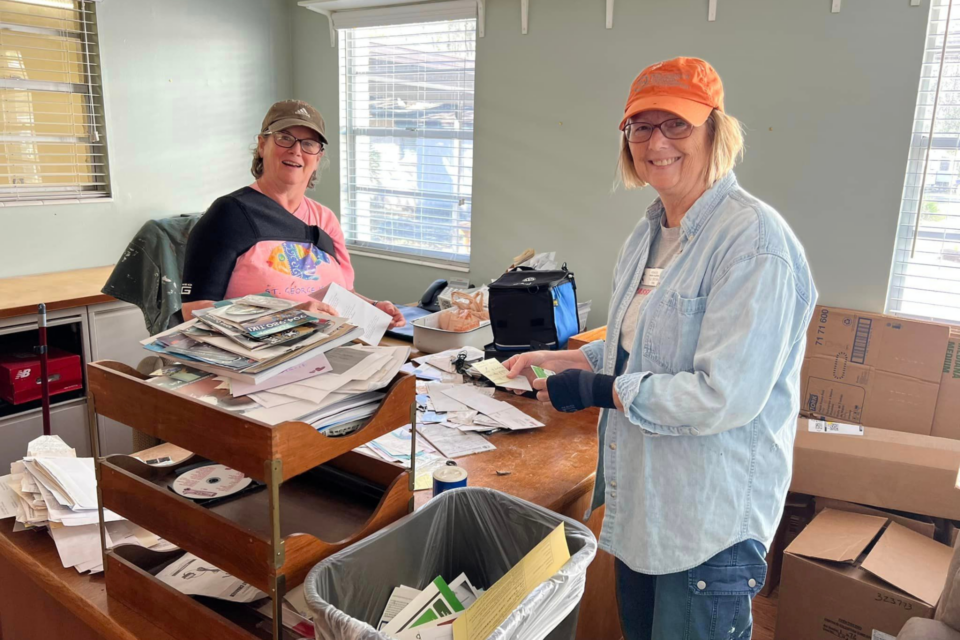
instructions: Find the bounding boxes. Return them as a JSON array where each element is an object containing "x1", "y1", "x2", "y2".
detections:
[{"x1": 615, "y1": 539, "x2": 767, "y2": 640}]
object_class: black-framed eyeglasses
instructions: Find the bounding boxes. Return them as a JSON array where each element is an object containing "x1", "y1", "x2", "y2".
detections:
[
  {"x1": 266, "y1": 131, "x2": 325, "y2": 155},
  {"x1": 624, "y1": 118, "x2": 694, "y2": 143}
]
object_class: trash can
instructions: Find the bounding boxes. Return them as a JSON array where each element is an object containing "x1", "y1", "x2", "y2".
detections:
[{"x1": 304, "y1": 487, "x2": 598, "y2": 640}]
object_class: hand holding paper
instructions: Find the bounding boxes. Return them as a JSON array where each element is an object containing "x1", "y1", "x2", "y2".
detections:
[{"x1": 318, "y1": 283, "x2": 392, "y2": 346}]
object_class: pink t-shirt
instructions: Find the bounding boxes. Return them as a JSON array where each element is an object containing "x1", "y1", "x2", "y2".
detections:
[{"x1": 222, "y1": 184, "x2": 355, "y2": 303}]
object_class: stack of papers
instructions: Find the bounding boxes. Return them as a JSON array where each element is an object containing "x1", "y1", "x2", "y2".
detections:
[
  {"x1": 355, "y1": 426, "x2": 453, "y2": 491},
  {"x1": 380, "y1": 573, "x2": 481, "y2": 639},
  {"x1": 144, "y1": 339, "x2": 411, "y2": 437},
  {"x1": 142, "y1": 295, "x2": 364, "y2": 385},
  {"x1": 1, "y1": 435, "x2": 175, "y2": 573}
]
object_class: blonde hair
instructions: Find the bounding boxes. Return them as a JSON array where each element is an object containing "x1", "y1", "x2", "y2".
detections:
[
  {"x1": 251, "y1": 134, "x2": 329, "y2": 189},
  {"x1": 615, "y1": 109, "x2": 745, "y2": 191}
]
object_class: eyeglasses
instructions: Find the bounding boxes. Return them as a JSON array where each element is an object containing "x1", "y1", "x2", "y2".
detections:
[
  {"x1": 623, "y1": 118, "x2": 694, "y2": 143},
  {"x1": 266, "y1": 131, "x2": 325, "y2": 155}
]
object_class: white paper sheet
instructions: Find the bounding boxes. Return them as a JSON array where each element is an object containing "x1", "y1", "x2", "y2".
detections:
[
  {"x1": 378, "y1": 585, "x2": 422, "y2": 630},
  {"x1": 417, "y1": 424, "x2": 495, "y2": 459},
  {"x1": 322, "y1": 283, "x2": 391, "y2": 346},
  {"x1": 427, "y1": 384, "x2": 471, "y2": 412},
  {"x1": 438, "y1": 386, "x2": 505, "y2": 416},
  {"x1": 32, "y1": 458, "x2": 99, "y2": 511},
  {"x1": 155, "y1": 552, "x2": 266, "y2": 603},
  {"x1": 0, "y1": 475, "x2": 20, "y2": 519},
  {"x1": 49, "y1": 523, "x2": 102, "y2": 569},
  {"x1": 486, "y1": 404, "x2": 544, "y2": 430}
]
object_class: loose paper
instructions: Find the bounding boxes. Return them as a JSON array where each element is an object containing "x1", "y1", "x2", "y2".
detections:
[
  {"x1": 381, "y1": 575, "x2": 464, "y2": 636},
  {"x1": 452, "y1": 524, "x2": 570, "y2": 640},
  {"x1": 155, "y1": 552, "x2": 266, "y2": 603},
  {"x1": 418, "y1": 423, "x2": 495, "y2": 459},
  {"x1": 0, "y1": 475, "x2": 20, "y2": 519},
  {"x1": 471, "y1": 359, "x2": 532, "y2": 392},
  {"x1": 808, "y1": 419, "x2": 863, "y2": 436},
  {"x1": 322, "y1": 283, "x2": 391, "y2": 346},
  {"x1": 378, "y1": 585, "x2": 422, "y2": 630}
]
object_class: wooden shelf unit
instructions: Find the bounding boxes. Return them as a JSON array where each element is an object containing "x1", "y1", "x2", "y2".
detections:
[{"x1": 86, "y1": 360, "x2": 417, "y2": 640}]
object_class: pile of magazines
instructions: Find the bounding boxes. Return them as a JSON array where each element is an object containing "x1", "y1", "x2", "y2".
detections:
[{"x1": 140, "y1": 295, "x2": 409, "y2": 435}]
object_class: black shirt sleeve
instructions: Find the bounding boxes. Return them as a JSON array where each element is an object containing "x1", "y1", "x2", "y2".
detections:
[{"x1": 180, "y1": 195, "x2": 257, "y2": 303}]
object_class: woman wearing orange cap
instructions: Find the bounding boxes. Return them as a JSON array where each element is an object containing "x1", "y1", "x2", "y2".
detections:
[{"x1": 507, "y1": 58, "x2": 817, "y2": 638}]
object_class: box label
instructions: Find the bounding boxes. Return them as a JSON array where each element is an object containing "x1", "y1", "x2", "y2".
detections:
[
  {"x1": 872, "y1": 631, "x2": 896, "y2": 640},
  {"x1": 806, "y1": 377, "x2": 865, "y2": 423},
  {"x1": 808, "y1": 419, "x2": 864, "y2": 436},
  {"x1": 852, "y1": 317, "x2": 872, "y2": 364},
  {"x1": 823, "y1": 616, "x2": 868, "y2": 639}
]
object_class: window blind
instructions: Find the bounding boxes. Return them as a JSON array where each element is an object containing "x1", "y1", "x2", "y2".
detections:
[
  {"x1": 889, "y1": 0, "x2": 960, "y2": 323},
  {"x1": 0, "y1": 0, "x2": 109, "y2": 205},
  {"x1": 338, "y1": 12, "x2": 476, "y2": 264}
]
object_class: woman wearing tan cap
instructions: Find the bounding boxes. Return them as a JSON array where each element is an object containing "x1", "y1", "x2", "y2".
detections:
[
  {"x1": 507, "y1": 58, "x2": 818, "y2": 638},
  {"x1": 180, "y1": 99, "x2": 405, "y2": 328}
]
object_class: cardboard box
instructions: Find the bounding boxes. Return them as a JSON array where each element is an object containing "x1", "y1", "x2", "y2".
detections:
[
  {"x1": 933, "y1": 329, "x2": 960, "y2": 440},
  {"x1": 0, "y1": 347, "x2": 83, "y2": 405},
  {"x1": 801, "y1": 306, "x2": 950, "y2": 435},
  {"x1": 759, "y1": 493, "x2": 815, "y2": 598},
  {"x1": 775, "y1": 509, "x2": 954, "y2": 640},
  {"x1": 792, "y1": 418, "x2": 960, "y2": 520},
  {"x1": 814, "y1": 496, "x2": 936, "y2": 538}
]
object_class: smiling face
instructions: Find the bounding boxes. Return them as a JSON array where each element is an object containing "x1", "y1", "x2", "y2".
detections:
[
  {"x1": 626, "y1": 110, "x2": 711, "y2": 199},
  {"x1": 257, "y1": 125, "x2": 322, "y2": 192}
]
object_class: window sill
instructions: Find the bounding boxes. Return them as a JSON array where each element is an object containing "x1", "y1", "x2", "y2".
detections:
[
  {"x1": 349, "y1": 249, "x2": 471, "y2": 273},
  {"x1": 0, "y1": 197, "x2": 114, "y2": 209}
]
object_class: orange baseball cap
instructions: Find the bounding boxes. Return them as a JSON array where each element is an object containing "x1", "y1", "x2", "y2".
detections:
[{"x1": 620, "y1": 57, "x2": 725, "y2": 130}]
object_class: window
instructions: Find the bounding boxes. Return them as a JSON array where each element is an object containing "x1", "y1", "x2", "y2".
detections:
[
  {"x1": 0, "y1": 0, "x2": 109, "y2": 205},
  {"x1": 890, "y1": 0, "x2": 960, "y2": 323},
  {"x1": 338, "y1": 7, "x2": 476, "y2": 266}
]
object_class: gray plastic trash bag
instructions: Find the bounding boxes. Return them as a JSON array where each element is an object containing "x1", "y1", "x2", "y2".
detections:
[{"x1": 304, "y1": 487, "x2": 597, "y2": 640}]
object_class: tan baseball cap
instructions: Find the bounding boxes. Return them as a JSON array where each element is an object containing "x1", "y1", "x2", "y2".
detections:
[{"x1": 260, "y1": 100, "x2": 327, "y2": 145}]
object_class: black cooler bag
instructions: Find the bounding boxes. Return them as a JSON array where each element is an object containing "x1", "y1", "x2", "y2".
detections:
[{"x1": 488, "y1": 266, "x2": 579, "y2": 351}]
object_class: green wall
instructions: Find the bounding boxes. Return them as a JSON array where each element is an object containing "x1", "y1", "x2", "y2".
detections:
[
  {"x1": 293, "y1": 0, "x2": 928, "y2": 323},
  {"x1": 0, "y1": 0, "x2": 294, "y2": 279}
]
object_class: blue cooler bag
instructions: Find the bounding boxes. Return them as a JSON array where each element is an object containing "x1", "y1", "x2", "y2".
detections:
[{"x1": 488, "y1": 266, "x2": 579, "y2": 351}]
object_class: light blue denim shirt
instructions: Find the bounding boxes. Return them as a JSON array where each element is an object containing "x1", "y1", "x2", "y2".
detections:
[{"x1": 581, "y1": 172, "x2": 817, "y2": 575}]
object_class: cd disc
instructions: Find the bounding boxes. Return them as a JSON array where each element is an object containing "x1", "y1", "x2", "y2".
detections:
[{"x1": 172, "y1": 464, "x2": 251, "y2": 500}]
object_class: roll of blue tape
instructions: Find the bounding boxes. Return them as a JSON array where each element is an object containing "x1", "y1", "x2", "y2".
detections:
[{"x1": 432, "y1": 465, "x2": 468, "y2": 495}]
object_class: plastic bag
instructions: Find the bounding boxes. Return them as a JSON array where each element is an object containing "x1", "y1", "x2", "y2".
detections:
[
  {"x1": 304, "y1": 487, "x2": 597, "y2": 640},
  {"x1": 437, "y1": 291, "x2": 489, "y2": 333}
]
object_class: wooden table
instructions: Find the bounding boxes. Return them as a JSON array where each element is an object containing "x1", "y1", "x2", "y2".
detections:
[
  {"x1": 0, "y1": 391, "x2": 620, "y2": 640},
  {"x1": 0, "y1": 265, "x2": 115, "y2": 320}
]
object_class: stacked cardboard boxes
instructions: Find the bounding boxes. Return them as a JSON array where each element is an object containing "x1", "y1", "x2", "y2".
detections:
[{"x1": 777, "y1": 307, "x2": 960, "y2": 638}]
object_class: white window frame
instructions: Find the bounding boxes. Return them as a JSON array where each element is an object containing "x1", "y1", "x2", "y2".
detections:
[
  {"x1": 336, "y1": 1, "x2": 477, "y2": 270},
  {"x1": 888, "y1": 0, "x2": 960, "y2": 325}
]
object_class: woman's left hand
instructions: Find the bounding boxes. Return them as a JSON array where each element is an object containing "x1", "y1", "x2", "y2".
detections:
[{"x1": 375, "y1": 301, "x2": 406, "y2": 328}]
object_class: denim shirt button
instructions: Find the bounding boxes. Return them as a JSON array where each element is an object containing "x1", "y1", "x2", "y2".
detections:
[
  {"x1": 610, "y1": 443, "x2": 617, "y2": 450},
  {"x1": 748, "y1": 578, "x2": 757, "y2": 588},
  {"x1": 696, "y1": 580, "x2": 707, "y2": 590}
]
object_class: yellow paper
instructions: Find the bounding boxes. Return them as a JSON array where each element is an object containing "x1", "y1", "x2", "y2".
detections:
[
  {"x1": 471, "y1": 359, "x2": 532, "y2": 392},
  {"x1": 453, "y1": 523, "x2": 570, "y2": 640}
]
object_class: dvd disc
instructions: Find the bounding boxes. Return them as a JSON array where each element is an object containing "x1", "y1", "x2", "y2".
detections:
[
  {"x1": 224, "y1": 303, "x2": 268, "y2": 316},
  {"x1": 172, "y1": 464, "x2": 251, "y2": 500}
]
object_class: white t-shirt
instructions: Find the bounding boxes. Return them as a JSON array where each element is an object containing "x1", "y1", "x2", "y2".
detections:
[{"x1": 619, "y1": 219, "x2": 683, "y2": 354}]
